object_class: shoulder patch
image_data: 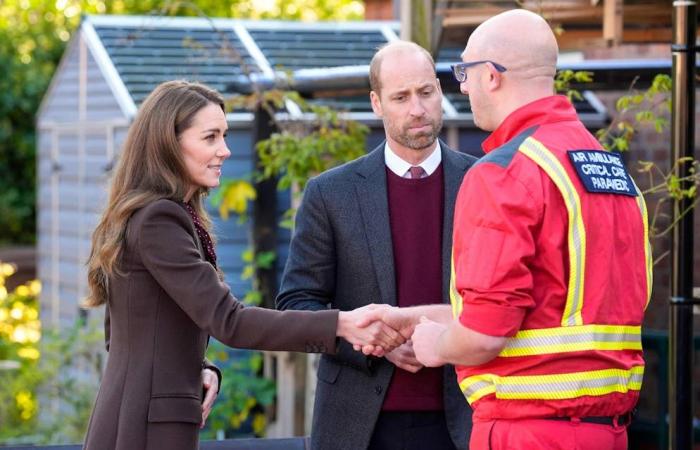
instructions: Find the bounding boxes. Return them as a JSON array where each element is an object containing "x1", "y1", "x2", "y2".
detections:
[{"x1": 567, "y1": 150, "x2": 637, "y2": 197}]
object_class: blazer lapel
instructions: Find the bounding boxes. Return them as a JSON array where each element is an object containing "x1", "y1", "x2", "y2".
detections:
[
  {"x1": 355, "y1": 143, "x2": 397, "y2": 306},
  {"x1": 441, "y1": 142, "x2": 471, "y2": 302}
]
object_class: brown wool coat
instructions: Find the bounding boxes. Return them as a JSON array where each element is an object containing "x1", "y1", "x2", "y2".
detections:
[{"x1": 83, "y1": 199, "x2": 339, "y2": 450}]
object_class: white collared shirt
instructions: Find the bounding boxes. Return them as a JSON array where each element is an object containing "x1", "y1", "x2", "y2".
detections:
[{"x1": 384, "y1": 141, "x2": 442, "y2": 178}]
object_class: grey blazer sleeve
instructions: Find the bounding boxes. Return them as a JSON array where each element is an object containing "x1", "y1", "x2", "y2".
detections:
[
  {"x1": 134, "y1": 200, "x2": 339, "y2": 354},
  {"x1": 276, "y1": 178, "x2": 373, "y2": 373}
]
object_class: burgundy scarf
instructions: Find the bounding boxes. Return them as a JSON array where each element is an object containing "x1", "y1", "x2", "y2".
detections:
[{"x1": 181, "y1": 202, "x2": 217, "y2": 268}]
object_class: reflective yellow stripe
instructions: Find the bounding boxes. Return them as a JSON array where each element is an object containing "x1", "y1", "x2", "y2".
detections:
[
  {"x1": 449, "y1": 251, "x2": 462, "y2": 318},
  {"x1": 498, "y1": 324, "x2": 642, "y2": 357},
  {"x1": 631, "y1": 179, "x2": 653, "y2": 309},
  {"x1": 460, "y1": 365, "x2": 644, "y2": 404},
  {"x1": 519, "y1": 138, "x2": 586, "y2": 327}
]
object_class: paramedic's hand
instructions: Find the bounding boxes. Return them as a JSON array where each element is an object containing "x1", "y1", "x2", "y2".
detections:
[
  {"x1": 201, "y1": 368, "x2": 218, "y2": 429},
  {"x1": 385, "y1": 341, "x2": 423, "y2": 373},
  {"x1": 338, "y1": 304, "x2": 405, "y2": 357},
  {"x1": 412, "y1": 316, "x2": 448, "y2": 367}
]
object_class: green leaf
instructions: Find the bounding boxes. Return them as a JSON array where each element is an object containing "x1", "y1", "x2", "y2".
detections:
[
  {"x1": 255, "y1": 251, "x2": 276, "y2": 269},
  {"x1": 613, "y1": 137, "x2": 629, "y2": 152},
  {"x1": 243, "y1": 290, "x2": 262, "y2": 305},
  {"x1": 637, "y1": 160, "x2": 655, "y2": 173},
  {"x1": 616, "y1": 96, "x2": 630, "y2": 112},
  {"x1": 654, "y1": 118, "x2": 667, "y2": 134},
  {"x1": 241, "y1": 265, "x2": 255, "y2": 280},
  {"x1": 241, "y1": 248, "x2": 254, "y2": 263},
  {"x1": 573, "y1": 71, "x2": 594, "y2": 82},
  {"x1": 635, "y1": 111, "x2": 654, "y2": 123}
]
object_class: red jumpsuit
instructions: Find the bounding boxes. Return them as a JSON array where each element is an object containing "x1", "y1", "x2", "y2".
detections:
[{"x1": 450, "y1": 96, "x2": 652, "y2": 449}]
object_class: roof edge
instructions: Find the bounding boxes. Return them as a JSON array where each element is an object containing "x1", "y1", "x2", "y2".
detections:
[
  {"x1": 84, "y1": 14, "x2": 400, "y2": 31},
  {"x1": 81, "y1": 20, "x2": 138, "y2": 118}
]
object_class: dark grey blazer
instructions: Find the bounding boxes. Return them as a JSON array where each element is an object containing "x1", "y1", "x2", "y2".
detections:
[{"x1": 277, "y1": 141, "x2": 476, "y2": 450}]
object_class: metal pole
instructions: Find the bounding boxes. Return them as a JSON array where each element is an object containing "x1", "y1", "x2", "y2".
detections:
[{"x1": 669, "y1": 2, "x2": 696, "y2": 449}]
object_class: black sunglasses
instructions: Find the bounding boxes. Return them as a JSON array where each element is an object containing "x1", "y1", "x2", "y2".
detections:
[{"x1": 450, "y1": 61, "x2": 508, "y2": 83}]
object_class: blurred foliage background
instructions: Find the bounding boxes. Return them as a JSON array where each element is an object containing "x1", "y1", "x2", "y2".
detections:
[
  {"x1": 0, "y1": 0, "x2": 364, "y2": 245},
  {"x1": 0, "y1": 262, "x2": 104, "y2": 445}
]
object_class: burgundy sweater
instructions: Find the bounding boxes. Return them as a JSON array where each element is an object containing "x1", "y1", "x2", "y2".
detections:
[{"x1": 382, "y1": 164, "x2": 445, "y2": 411}]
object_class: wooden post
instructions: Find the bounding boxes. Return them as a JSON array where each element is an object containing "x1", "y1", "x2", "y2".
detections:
[
  {"x1": 431, "y1": 0, "x2": 449, "y2": 56},
  {"x1": 264, "y1": 351, "x2": 301, "y2": 437},
  {"x1": 603, "y1": 0, "x2": 624, "y2": 46},
  {"x1": 400, "y1": 0, "x2": 433, "y2": 51}
]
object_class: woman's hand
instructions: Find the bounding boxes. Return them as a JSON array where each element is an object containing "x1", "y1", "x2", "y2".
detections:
[
  {"x1": 337, "y1": 304, "x2": 405, "y2": 356},
  {"x1": 200, "y1": 368, "x2": 219, "y2": 429}
]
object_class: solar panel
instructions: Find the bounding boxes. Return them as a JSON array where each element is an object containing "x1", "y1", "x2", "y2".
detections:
[
  {"x1": 248, "y1": 28, "x2": 388, "y2": 71},
  {"x1": 93, "y1": 24, "x2": 260, "y2": 105}
]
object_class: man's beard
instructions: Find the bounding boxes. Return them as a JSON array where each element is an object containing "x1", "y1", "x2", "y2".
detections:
[{"x1": 390, "y1": 118, "x2": 443, "y2": 150}]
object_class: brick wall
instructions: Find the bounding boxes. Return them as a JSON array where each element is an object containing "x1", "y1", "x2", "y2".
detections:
[
  {"x1": 364, "y1": 0, "x2": 394, "y2": 20},
  {"x1": 585, "y1": 44, "x2": 700, "y2": 332},
  {"x1": 586, "y1": 45, "x2": 700, "y2": 446}
]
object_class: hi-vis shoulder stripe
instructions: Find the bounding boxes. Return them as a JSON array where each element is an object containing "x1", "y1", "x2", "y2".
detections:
[
  {"x1": 498, "y1": 324, "x2": 642, "y2": 357},
  {"x1": 518, "y1": 138, "x2": 586, "y2": 327},
  {"x1": 630, "y1": 178, "x2": 653, "y2": 309},
  {"x1": 459, "y1": 365, "x2": 644, "y2": 404},
  {"x1": 449, "y1": 251, "x2": 462, "y2": 318}
]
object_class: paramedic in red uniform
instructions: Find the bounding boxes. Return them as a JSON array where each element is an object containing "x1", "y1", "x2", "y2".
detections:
[{"x1": 357, "y1": 8, "x2": 653, "y2": 450}]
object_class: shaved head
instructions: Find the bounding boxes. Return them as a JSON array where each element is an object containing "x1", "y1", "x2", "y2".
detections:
[
  {"x1": 464, "y1": 9, "x2": 558, "y2": 81},
  {"x1": 458, "y1": 9, "x2": 559, "y2": 131}
]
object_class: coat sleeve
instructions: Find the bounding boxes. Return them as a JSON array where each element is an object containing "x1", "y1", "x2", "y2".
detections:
[
  {"x1": 135, "y1": 200, "x2": 339, "y2": 354},
  {"x1": 453, "y1": 163, "x2": 540, "y2": 337},
  {"x1": 276, "y1": 178, "x2": 373, "y2": 373}
]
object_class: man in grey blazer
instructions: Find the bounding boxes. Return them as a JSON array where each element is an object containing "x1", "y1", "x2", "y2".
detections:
[{"x1": 277, "y1": 41, "x2": 476, "y2": 449}]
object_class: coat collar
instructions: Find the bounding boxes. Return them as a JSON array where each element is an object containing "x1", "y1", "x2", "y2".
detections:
[{"x1": 482, "y1": 95, "x2": 578, "y2": 153}]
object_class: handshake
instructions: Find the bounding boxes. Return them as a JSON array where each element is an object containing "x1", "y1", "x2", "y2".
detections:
[{"x1": 336, "y1": 304, "x2": 448, "y2": 368}]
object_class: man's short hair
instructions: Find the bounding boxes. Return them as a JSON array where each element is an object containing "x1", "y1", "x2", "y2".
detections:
[{"x1": 369, "y1": 41, "x2": 436, "y2": 94}]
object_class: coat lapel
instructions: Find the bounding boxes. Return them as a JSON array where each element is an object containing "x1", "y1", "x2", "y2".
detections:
[
  {"x1": 355, "y1": 143, "x2": 397, "y2": 306},
  {"x1": 441, "y1": 142, "x2": 471, "y2": 302}
]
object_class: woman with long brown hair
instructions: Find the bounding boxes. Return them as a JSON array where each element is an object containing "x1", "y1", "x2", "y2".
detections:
[{"x1": 82, "y1": 80, "x2": 401, "y2": 450}]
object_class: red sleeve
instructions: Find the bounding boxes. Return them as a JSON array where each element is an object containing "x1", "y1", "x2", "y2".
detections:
[{"x1": 453, "y1": 160, "x2": 542, "y2": 337}]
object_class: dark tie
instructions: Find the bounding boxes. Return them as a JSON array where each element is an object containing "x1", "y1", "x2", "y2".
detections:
[{"x1": 408, "y1": 166, "x2": 426, "y2": 179}]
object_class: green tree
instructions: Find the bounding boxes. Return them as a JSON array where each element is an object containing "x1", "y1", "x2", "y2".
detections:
[
  {"x1": 0, "y1": 261, "x2": 104, "y2": 445},
  {"x1": 0, "y1": 0, "x2": 363, "y2": 245}
]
